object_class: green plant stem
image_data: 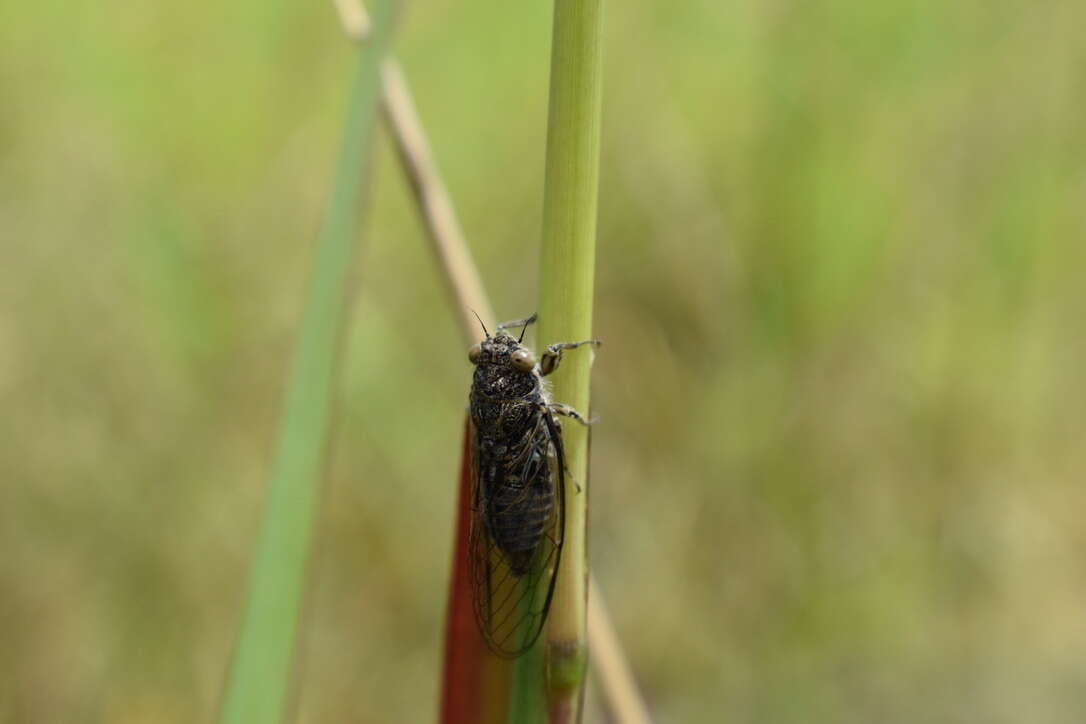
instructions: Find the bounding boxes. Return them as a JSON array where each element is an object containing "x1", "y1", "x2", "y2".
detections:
[
  {"x1": 217, "y1": 2, "x2": 394, "y2": 721},
  {"x1": 526, "y1": 0, "x2": 605, "y2": 722}
]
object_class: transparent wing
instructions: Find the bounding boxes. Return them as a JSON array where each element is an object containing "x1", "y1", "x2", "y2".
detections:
[{"x1": 468, "y1": 413, "x2": 566, "y2": 658}]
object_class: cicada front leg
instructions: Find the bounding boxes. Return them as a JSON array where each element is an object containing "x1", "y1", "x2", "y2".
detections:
[
  {"x1": 496, "y1": 313, "x2": 538, "y2": 332},
  {"x1": 539, "y1": 338, "x2": 601, "y2": 377}
]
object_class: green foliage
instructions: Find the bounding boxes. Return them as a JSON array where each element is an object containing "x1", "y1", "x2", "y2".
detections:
[{"x1": 219, "y1": 2, "x2": 394, "y2": 721}]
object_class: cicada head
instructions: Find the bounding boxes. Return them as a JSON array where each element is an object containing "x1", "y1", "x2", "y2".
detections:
[{"x1": 468, "y1": 332, "x2": 537, "y2": 373}]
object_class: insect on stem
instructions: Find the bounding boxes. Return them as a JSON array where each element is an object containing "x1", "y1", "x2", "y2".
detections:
[{"x1": 465, "y1": 315, "x2": 599, "y2": 657}]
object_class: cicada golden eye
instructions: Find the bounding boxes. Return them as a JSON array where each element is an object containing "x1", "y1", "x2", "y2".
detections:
[
  {"x1": 466, "y1": 313, "x2": 601, "y2": 657},
  {"x1": 510, "y1": 348, "x2": 535, "y2": 372}
]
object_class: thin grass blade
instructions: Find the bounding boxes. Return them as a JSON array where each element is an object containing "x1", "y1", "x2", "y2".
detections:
[{"x1": 218, "y1": 3, "x2": 395, "y2": 721}]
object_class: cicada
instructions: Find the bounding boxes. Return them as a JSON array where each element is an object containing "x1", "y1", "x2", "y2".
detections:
[{"x1": 466, "y1": 313, "x2": 600, "y2": 657}]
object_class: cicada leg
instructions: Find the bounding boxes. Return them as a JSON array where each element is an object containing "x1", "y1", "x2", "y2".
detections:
[
  {"x1": 496, "y1": 313, "x2": 538, "y2": 331},
  {"x1": 541, "y1": 402, "x2": 593, "y2": 493},
  {"x1": 539, "y1": 339, "x2": 601, "y2": 377},
  {"x1": 547, "y1": 402, "x2": 593, "y2": 427}
]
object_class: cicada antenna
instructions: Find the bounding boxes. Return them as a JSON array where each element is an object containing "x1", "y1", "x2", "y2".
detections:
[
  {"x1": 518, "y1": 314, "x2": 537, "y2": 343},
  {"x1": 470, "y1": 309, "x2": 490, "y2": 338}
]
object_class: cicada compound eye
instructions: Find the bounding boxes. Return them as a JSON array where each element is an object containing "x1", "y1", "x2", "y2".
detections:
[
  {"x1": 468, "y1": 343, "x2": 483, "y2": 364},
  {"x1": 510, "y1": 348, "x2": 535, "y2": 372}
]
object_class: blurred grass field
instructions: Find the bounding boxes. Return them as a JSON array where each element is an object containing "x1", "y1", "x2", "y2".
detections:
[{"x1": 3, "y1": 0, "x2": 1086, "y2": 722}]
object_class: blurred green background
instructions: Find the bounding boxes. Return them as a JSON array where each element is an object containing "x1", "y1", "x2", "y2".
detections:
[{"x1": 4, "y1": 0, "x2": 1085, "y2": 722}]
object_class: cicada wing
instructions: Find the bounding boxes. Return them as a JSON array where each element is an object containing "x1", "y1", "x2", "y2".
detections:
[{"x1": 468, "y1": 415, "x2": 566, "y2": 658}]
